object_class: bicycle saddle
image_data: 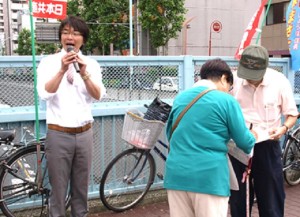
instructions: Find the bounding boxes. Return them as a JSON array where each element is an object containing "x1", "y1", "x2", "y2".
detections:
[{"x1": 0, "y1": 129, "x2": 16, "y2": 142}]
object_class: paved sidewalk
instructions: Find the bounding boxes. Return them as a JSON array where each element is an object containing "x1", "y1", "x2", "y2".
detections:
[{"x1": 88, "y1": 183, "x2": 300, "y2": 217}]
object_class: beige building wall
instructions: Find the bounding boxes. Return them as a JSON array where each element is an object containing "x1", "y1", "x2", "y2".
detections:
[
  {"x1": 167, "y1": 0, "x2": 261, "y2": 56},
  {"x1": 261, "y1": 0, "x2": 290, "y2": 56},
  {"x1": 261, "y1": 23, "x2": 289, "y2": 56}
]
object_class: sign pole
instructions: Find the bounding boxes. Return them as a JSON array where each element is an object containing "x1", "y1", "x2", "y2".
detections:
[
  {"x1": 29, "y1": 0, "x2": 40, "y2": 142},
  {"x1": 209, "y1": 23, "x2": 212, "y2": 56},
  {"x1": 209, "y1": 20, "x2": 222, "y2": 56},
  {"x1": 129, "y1": 0, "x2": 133, "y2": 99},
  {"x1": 29, "y1": 0, "x2": 43, "y2": 189},
  {"x1": 28, "y1": 0, "x2": 40, "y2": 142},
  {"x1": 129, "y1": 0, "x2": 133, "y2": 56},
  {"x1": 255, "y1": 0, "x2": 272, "y2": 44}
]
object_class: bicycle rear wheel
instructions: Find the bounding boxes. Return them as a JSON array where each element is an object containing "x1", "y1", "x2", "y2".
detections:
[
  {"x1": 283, "y1": 127, "x2": 300, "y2": 186},
  {"x1": 99, "y1": 148, "x2": 156, "y2": 212},
  {"x1": 0, "y1": 144, "x2": 71, "y2": 217}
]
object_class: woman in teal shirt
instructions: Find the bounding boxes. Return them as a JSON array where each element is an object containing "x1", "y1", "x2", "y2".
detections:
[{"x1": 164, "y1": 58, "x2": 256, "y2": 217}]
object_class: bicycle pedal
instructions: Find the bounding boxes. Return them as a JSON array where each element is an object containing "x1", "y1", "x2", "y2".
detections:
[{"x1": 157, "y1": 172, "x2": 164, "y2": 180}]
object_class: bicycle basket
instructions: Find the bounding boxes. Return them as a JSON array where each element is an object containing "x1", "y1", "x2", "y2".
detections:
[{"x1": 122, "y1": 110, "x2": 165, "y2": 149}]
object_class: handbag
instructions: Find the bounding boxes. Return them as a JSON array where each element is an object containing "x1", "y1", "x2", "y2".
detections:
[{"x1": 144, "y1": 97, "x2": 172, "y2": 123}]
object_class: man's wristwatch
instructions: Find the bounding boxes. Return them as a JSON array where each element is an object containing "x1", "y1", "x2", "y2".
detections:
[
  {"x1": 81, "y1": 72, "x2": 91, "y2": 81},
  {"x1": 282, "y1": 124, "x2": 289, "y2": 133}
]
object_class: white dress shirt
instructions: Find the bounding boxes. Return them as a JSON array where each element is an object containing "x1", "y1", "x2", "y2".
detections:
[{"x1": 37, "y1": 50, "x2": 106, "y2": 127}]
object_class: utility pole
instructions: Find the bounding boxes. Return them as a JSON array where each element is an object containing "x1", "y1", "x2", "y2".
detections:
[
  {"x1": 129, "y1": 0, "x2": 133, "y2": 56},
  {"x1": 3, "y1": 0, "x2": 13, "y2": 55},
  {"x1": 134, "y1": 0, "x2": 139, "y2": 55},
  {"x1": 182, "y1": 17, "x2": 196, "y2": 55}
]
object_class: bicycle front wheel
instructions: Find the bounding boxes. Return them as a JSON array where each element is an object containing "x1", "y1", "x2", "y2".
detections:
[
  {"x1": 0, "y1": 144, "x2": 71, "y2": 217},
  {"x1": 99, "y1": 148, "x2": 156, "y2": 212},
  {"x1": 283, "y1": 127, "x2": 300, "y2": 186}
]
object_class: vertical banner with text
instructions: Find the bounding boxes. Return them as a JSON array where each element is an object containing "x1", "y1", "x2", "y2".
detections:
[
  {"x1": 234, "y1": 0, "x2": 268, "y2": 60},
  {"x1": 30, "y1": 0, "x2": 67, "y2": 19},
  {"x1": 286, "y1": 0, "x2": 300, "y2": 71}
]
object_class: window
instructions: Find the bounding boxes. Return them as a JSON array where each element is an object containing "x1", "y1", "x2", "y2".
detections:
[
  {"x1": 161, "y1": 78, "x2": 168, "y2": 85},
  {"x1": 266, "y1": 2, "x2": 290, "y2": 25}
]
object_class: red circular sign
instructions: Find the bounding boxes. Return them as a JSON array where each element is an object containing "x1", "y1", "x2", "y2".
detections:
[{"x1": 212, "y1": 21, "x2": 222, "y2": 33}]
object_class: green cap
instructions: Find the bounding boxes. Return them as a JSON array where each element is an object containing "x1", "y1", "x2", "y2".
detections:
[{"x1": 237, "y1": 45, "x2": 269, "y2": 81}]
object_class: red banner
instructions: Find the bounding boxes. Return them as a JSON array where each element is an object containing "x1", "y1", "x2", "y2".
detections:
[
  {"x1": 234, "y1": 0, "x2": 268, "y2": 59},
  {"x1": 31, "y1": 0, "x2": 67, "y2": 20}
]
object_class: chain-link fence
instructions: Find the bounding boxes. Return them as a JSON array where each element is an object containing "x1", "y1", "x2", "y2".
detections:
[
  {"x1": 100, "y1": 65, "x2": 179, "y2": 103},
  {"x1": 0, "y1": 67, "x2": 35, "y2": 107},
  {"x1": 0, "y1": 56, "x2": 294, "y2": 108},
  {"x1": 0, "y1": 64, "x2": 180, "y2": 107},
  {"x1": 0, "y1": 56, "x2": 294, "y2": 214}
]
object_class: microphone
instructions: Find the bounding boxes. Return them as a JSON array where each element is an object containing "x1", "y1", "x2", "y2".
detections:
[{"x1": 66, "y1": 45, "x2": 80, "y2": 73}]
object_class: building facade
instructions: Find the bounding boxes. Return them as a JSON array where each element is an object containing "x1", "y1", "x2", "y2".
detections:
[
  {"x1": 261, "y1": 0, "x2": 290, "y2": 57},
  {"x1": 167, "y1": 0, "x2": 262, "y2": 56},
  {"x1": 1, "y1": 0, "x2": 58, "y2": 55},
  {"x1": 1, "y1": 0, "x2": 28, "y2": 55},
  {"x1": 0, "y1": 0, "x2": 292, "y2": 57}
]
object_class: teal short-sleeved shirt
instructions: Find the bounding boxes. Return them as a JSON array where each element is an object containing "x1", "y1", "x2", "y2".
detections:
[{"x1": 164, "y1": 86, "x2": 255, "y2": 196}]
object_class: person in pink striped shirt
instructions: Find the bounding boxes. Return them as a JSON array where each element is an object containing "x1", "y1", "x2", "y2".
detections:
[{"x1": 229, "y1": 45, "x2": 298, "y2": 217}]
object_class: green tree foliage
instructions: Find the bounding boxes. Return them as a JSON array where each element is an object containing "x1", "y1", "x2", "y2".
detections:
[
  {"x1": 138, "y1": 0, "x2": 187, "y2": 48},
  {"x1": 65, "y1": 0, "x2": 187, "y2": 54},
  {"x1": 15, "y1": 28, "x2": 32, "y2": 55},
  {"x1": 36, "y1": 43, "x2": 61, "y2": 55},
  {"x1": 82, "y1": 0, "x2": 130, "y2": 54},
  {"x1": 15, "y1": 28, "x2": 60, "y2": 55},
  {"x1": 66, "y1": 0, "x2": 83, "y2": 17},
  {"x1": 66, "y1": 0, "x2": 129, "y2": 54}
]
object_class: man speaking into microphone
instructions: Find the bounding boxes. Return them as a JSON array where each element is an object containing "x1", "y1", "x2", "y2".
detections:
[{"x1": 37, "y1": 15, "x2": 106, "y2": 217}]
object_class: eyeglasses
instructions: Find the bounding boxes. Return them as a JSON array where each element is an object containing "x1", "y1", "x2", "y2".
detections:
[{"x1": 61, "y1": 31, "x2": 82, "y2": 37}]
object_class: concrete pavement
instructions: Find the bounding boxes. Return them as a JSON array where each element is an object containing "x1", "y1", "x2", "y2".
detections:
[{"x1": 88, "y1": 183, "x2": 300, "y2": 217}]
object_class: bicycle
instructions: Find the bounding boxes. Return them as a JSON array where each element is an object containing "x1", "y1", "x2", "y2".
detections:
[
  {"x1": 0, "y1": 128, "x2": 71, "y2": 217},
  {"x1": 0, "y1": 127, "x2": 45, "y2": 164},
  {"x1": 281, "y1": 113, "x2": 300, "y2": 186},
  {"x1": 99, "y1": 96, "x2": 300, "y2": 213},
  {"x1": 99, "y1": 103, "x2": 171, "y2": 212}
]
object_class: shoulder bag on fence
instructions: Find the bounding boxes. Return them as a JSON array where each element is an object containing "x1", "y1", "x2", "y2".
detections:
[{"x1": 168, "y1": 88, "x2": 239, "y2": 190}]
